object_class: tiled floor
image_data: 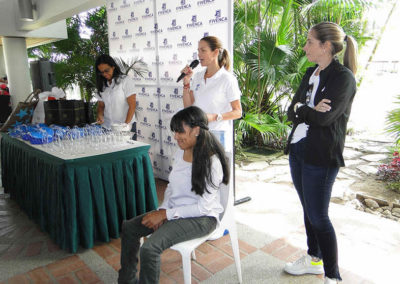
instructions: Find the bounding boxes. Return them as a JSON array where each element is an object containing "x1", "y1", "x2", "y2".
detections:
[{"x1": 0, "y1": 179, "x2": 369, "y2": 284}]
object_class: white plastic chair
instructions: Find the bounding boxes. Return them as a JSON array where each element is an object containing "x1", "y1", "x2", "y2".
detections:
[{"x1": 170, "y1": 179, "x2": 243, "y2": 284}]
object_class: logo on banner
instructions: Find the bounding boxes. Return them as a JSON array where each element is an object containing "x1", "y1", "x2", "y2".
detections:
[
  {"x1": 157, "y1": 148, "x2": 169, "y2": 160},
  {"x1": 133, "y1": 0, "x2": 145, "y2": 5},
  {"x1": 145, "y1": 71, "x2": 157, "y2": 81},
  {"x1": 128, "y1": 12, "x2": 138, "y2": 22},
  {"x1": 132, "y1": 72, "x2": 142, "y2": 81},
  {"x1": 153, "y1": 88, "x2": 165, "y2": 98},
  {"x1": 209, "y1": 9, "x2": 228, "y2": 24},
  {"x1": 152, "y1": 161, "x2": 162, "y2": 174},
  {"x1": 170, "y1": 88, "x2": 182, "y2": 99},
  {"x1": 137, "y1": 129, "x2": 144, "y2": 138},
  {"x1": 129, "y1": 42, "x2": 140, "y2": 53},
  {"x1": 160, "y1": 38, "x2": 173, "y2": 49},
  {"x1": 137, "y1": 129, "x2": 145, "y2": 139},
  {"x1": 161, "y1": 71, "x2": 173, "y2": 82},
  {"x1": 169, "y1": 54, "x2": 182, "y2": 65},
  {"x1": 108, "y1": 2, "x2": 117, "y2": 12},
  {"x1": 165, "y1": 165, "x2": 173, "y2": 175},
  {"x1": 155, "y1": 119, "x2": 167, "y2": 130},
  {"x1": 148, "y1": 132, "x2": 160, "y2": 143},
  {"x1": 187, "y1": 15, "x2": 203, "y2": 28},
  {"x1": 176, "y1": 0, "x2": 191, "y2": 11},
  {"x1": 192, "y1": 52, "x2": 198, "y2": 61},
  {"x1": 115, "y1": 15, "x2": 124, "y2": 25},
  {"x1": 142, "y1": 7, "x2": 154, "y2": 19},
  {"x1": 162, "y1": 103, "x2": 175, "y2": 114},
  {"x1": 138, "y1": 87, "x2": 149, "y2": 97},
  {"x1": 110, "y1": 31, "x2": 119, "y2": 40},
  {"x1": 151, "y1": 23, "x2": 163, "y2": 34},
  {"x1": 122, "y1": 29, "x2": 132, "y2": 39},
  {"x1": 140, "y1": 117, "x2": 152, "y2": 128},
  {"x1": 167, "y1": 19, "x2": 182, "y2": 32},
  {"x1": 158, "y1": 3, "x2": 172, "y2": 15},
  {"x1": 117, "y1": 44, "x2": 126, "y2": 53},
  {"x1": 135, "y1": 26, "x2": 146, "y2": 37},
  {"x1": 120, "y1": 0, "x2": 131, "y2": 8},
  {"x1": 197, "y1": 0, "x2": 215, "y2": 6},
  {"x1": 144, "y1": 41, "x2": 155, "y2": 51},
  {"x1": 177, "y1": 36, "x2": 192, "y2": 48},
  {"x1": 136, "y1": 101, "x2": 143, "y2": 111},
  {"x1": 147, "y1": 102, "x2": 158, "y2": 112},
  {"x1": 152, "y1": 55, "x2": 165, "y2": 66},
  {"x1": 163, "y1": 135, "x2": 177, "y2": 147},
  {"x1": 204, "y1": 32, "x2": 209, "y2": 37}
]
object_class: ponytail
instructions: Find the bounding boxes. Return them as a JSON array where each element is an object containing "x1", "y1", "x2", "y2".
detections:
[
  {"x1": 219, "y1": 48, "x2": 231, "y2": 71},
  {"x1": 343, "y1": 35, "x2": 358, "y2": 75},
  {"x1": 200, "y1": 36, "x2": 231, "y2": 71}
]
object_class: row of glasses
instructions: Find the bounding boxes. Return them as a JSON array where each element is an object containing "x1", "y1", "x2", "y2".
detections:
[{"x1": 10, "y1": 123, "x2": 133, "y2": 157}]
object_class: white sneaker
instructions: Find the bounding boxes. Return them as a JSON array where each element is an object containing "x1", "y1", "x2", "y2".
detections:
[
  {"x1": 324, "y1": 277, "x2": 339, "y2": 284},
  {"x1": 284, "y1": 254, "x2": 324, "y2": 275}
]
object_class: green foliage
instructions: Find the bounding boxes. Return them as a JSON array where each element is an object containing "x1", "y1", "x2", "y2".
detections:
[
  {"x1": 386, "y1": 94, "x2": 400, "y2": 145},
  {"x1": 28, "y1": 7, "x2": 109, "y2": 102},
  {"x1": 233, "y1": 0, "x2": 373, "y2": 151}
]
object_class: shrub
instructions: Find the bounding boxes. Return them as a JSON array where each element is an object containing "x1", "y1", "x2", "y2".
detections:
[{"x1": 377, "y1": 151, "x2": 400, "y2": 192}]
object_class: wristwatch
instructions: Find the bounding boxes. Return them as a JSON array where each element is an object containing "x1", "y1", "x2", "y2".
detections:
[{"x1": 216, "y1": 113, "x2": 223, "y2": 122}]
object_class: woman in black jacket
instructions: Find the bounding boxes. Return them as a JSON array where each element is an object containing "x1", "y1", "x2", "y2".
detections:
[{"x1": 284, "y1": 22, "x2": 357, "y2": 284}]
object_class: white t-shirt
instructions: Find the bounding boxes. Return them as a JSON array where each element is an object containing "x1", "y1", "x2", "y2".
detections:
[
  {"x1": 190, "y1": 67, "x2": 241, "y2": 151},
  {"x1": 291, "y1": 68, "x2": 320, "y2": 144},
  {"x1": 95, "y1": 75, "x2": 137, "y2": 129},
  {"x1": 158, "y1": 149, "x2": 224, "y2": 221}
]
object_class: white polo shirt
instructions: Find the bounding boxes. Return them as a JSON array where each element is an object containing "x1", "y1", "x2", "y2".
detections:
[
  {"x1": 95, "y1": 75, "x2": 137, "y2": 129},
  {"x1": 158, "y1": 149, "x2": 224, "y2": 221},
  {"x1": 190, "y1": 67, "x2": 241, "y2": 151}
]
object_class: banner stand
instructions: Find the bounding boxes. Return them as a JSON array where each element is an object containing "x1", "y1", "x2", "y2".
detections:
[{"x1": 232, "y1": 123, "x2": 251, "y2": 206}]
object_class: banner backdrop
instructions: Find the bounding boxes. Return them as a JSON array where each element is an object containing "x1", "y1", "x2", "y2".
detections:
[{"x1": 106, "y1": 0, "x2": 233, "y2": 179}]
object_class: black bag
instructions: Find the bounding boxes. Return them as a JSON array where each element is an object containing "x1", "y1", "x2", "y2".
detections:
[
  {"x1": 84, "y1": 102, "x2": 95, "y2": 124},
  {"x1": 44, "y1": 99, "x2": 87, "y2": 127},
  {"x1": 43, "y1": 100, "x2": 59, "y2": 125},
  {"x1": 0, "y1": 90, "x2": 40, "y2": 132},
  {"x1": 0, "y1": 95, "x2": 12, "y2": 123}
]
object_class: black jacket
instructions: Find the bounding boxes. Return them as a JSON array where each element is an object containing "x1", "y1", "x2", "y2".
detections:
[{"x1": 285, "y1": 59, "x2": 357, "y2": 167}]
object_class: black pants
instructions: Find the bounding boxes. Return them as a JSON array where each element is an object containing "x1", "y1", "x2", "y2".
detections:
[{"x1": 289, "y1": 139, "x2": 341, "y2": 280}]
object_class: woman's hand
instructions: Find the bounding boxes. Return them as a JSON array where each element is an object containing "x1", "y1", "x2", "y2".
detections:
[
  {"x1": 181, "y1": 65, "x2": 193, "y2": 85},
  {"x1": 314, "y1": 99, "x2": 331, "y2": 112},
  {"x1": 96, "y1": 115, "x2": 104, "y2": 124},
  {"x1": 141, "y1": 210, "x2": 167, "y2": 231}
]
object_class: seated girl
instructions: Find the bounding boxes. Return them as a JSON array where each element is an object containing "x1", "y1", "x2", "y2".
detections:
[{"x1": 118, "y1": 105, "x2": 229, "y2": 284}]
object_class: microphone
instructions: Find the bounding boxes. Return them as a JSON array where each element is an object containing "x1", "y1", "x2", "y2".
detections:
[{"x1": 176, "y1": 59, "x2": 199, "y2": 82}]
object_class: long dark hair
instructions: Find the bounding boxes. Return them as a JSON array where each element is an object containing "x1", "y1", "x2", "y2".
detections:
[
  {"x1": 200, "y1": 36, "x2": 231, "y2": 71},
  {"x1": 95, "y1": 54, "x2": 124, "y2": 93},
  {"x1": 170, "y1": 106, "x2": 229, "y2": 196}
]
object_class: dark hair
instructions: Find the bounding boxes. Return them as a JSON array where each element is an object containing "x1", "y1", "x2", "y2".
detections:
[
  {"x1": 311, "y1": 22, "x2": 358, "y2": 74},
  {"x1": 170, "y1": 106, "x2": 229, "y2": 196},
  {"x1": 200, "y1": 36, "x2": 231, "y2": 71},
  {"x1": 95, "y1": 54, "x2": 124, "y2": 93}
]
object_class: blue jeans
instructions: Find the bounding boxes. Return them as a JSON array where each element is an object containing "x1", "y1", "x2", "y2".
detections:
[
  {"x1": 289, "y1": 139, "x2": 341, "y2": 280},
  {"x1": 118, "y1": 213, "x2": 217, "y2": 284}
]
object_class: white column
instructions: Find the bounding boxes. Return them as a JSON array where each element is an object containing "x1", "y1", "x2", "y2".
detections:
[
  {"x1": 0, "y1": 46, "x2": 6, "y2": 78},
  {"x1": 2, "y1": 37, "x2": 32, "y2": 108}
]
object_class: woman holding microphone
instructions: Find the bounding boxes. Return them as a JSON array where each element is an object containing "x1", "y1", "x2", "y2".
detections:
[{"x1": 181, "y1": 36, "x2": 242, "y2": 152}]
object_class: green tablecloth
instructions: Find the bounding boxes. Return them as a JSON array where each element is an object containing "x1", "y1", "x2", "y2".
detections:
[{"x1": 0, "y1": 133, "x2": 158, "y2": 253}]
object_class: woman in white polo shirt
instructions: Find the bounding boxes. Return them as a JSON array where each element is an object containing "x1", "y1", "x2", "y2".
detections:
[
  {"x1": 181, "y1": 36, "x2": 242, "y2": 152},
  {"x1": 95, "y1": 54, "x2": 137, "y2": 138}
]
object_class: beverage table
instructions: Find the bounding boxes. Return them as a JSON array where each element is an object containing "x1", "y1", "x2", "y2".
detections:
[{"x1": 0, "y1": 133, "x2": 158, "y2": 252}]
